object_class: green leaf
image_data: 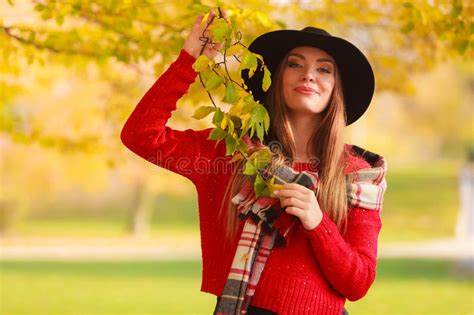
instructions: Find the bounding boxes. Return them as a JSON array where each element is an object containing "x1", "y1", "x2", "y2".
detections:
[
  {"x1": 242, "y1": 96, "x2": 256, "y2": 113},
  {"x1": 192, "y1": 106, "x2": 215, "y2": 120},
  {"x1": 212, "y1": 107, "x2": 224, "y2": 126},
  {"x1": 263, "y1": 108, "x2": 270, "y2": 133},
  {"x1": 230, "y1": 15, "x2": 239, "y2": 33},
  {"x1": 240, "y1": 114, "x2": 252, "y2": 136},
  {"x1": 199, "y1": 68, "x2": 211, "y2": 83},
  {"x1": 256, "y1": 123, "x2": 264, "y2": 142},
  {"x1": 227, "y1": 114, "x2": 235, "y2": 134},
  {"x1": 224, "y1": 135, "x2": 237, "y2": 155},
  {"x1": 251, "y1": 147, "x2": 272, "y2": 169},
  {"x1": 209, "y1": 18, "x2": 232, "y2": 42},
  {"x1": 205, "y1": 74, "x2": 224, "y2": 91},
  {"x1": 240, "y1": 50, "x2": 258, "y2": 78},
  {"x1": 192, "y1": 55, "x2": 211, "y2": 72},
  {"x1": 208, "y1": 127, "x2": 227, "y2": 141},
  {"x1": 250, "y1": 124, "x2": 255, "y2": 138},
  {"x1": 236, "y1": 137, "x2": 248, "y2": 152},
  {"x1": 222, "y1": 81, "x2": 239, "y2": 104},
  {"x1": 260, "y1": 186, "x2": 271, "y2": 197},
  {"x1": 243, "y1": 161, "x2": 257, "y2": 175},
  {"x1": 254, "y1": 174, "x2": 266, "y2": 197},
  {"x1": 262, "y1": 66, "x2": 271, "y2": 92},
  {"x1": 251, "y1": 103, "x2": 267, "y2": 124}
]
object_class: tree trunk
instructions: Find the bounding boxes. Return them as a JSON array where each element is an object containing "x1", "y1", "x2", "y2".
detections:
[{"x1": 127, "y1": 177, "x2": 154, "y2": 238}]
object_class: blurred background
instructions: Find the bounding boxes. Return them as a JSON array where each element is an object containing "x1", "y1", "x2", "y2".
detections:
[{"x1": 1, "y1": 0, "x2": 473, "y2": 314}]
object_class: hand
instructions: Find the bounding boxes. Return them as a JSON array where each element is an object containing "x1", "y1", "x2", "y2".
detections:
[
  {"x1": 183, "y1": 9, "x2": 228, "y2": 59},
  {"x1": 274, "y1": 183, "x2": 323, "y2": 230}
]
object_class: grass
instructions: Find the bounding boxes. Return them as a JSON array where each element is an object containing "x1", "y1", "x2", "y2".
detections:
[
  {"x1": 0, "y1": 259, "x2": 472, "y2": 314},
  {"x1": 13, "y1": 217, "x2": 199, "y2": 238},
  {"x1": 379, "y1": 160, "x2": 461, "y2": 242},
  {"x1": 346, "y1": 259, "x2": 473, "y2": 314}
]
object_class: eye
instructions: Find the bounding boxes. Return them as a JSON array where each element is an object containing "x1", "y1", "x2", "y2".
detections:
[
  {"x1": 288, "y1": 62, "x2": 302, "y2": 68},
  {"x1": 318, "y1": 67, "x2": 332, "y2": 74}
]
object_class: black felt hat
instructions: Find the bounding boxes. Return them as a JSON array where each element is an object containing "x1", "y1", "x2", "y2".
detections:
[{"x1": 241, "y1": 27, "x2": 375, "y2": 125}]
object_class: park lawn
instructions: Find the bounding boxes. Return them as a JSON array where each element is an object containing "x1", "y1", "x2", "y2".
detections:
[
  {"x1": 13, "y1": 217, "x2": 201, "y2": 239},
  {"x1": 379, "y1": 160, "x2": 461, "y2": 242},
  {"x1": 1, "y1": 259, "x2": 472, "y2": 314}
]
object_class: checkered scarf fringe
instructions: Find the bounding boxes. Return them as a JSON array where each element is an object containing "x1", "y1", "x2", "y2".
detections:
[{"x1": 214, "y1": 145, "x2": 387, "y2": 314}]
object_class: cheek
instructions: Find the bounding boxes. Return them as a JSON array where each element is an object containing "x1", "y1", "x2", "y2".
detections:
[{"x1": 322, "y1": 77, "x2": 335, "y2": 94}]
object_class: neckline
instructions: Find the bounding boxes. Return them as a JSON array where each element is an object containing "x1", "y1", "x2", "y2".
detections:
[{"x1": 292, "y1": 161, "x2": 319, "y2": 171}]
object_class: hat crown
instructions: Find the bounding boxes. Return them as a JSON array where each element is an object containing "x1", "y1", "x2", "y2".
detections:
[{"x1": 301, "y1": 26, "x2": 331, "y2": 37}]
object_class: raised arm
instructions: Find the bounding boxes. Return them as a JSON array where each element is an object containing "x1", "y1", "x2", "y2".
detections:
[{"x1": 120, "y1": 11, "x2": 228, "y2": 185}]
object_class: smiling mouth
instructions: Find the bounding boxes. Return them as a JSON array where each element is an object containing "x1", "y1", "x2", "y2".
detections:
[{"x1": 294, "y1": 87, "x2": 319, "y2": 95}]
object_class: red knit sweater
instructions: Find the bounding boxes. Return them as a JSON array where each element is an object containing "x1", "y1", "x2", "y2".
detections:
[{"x1": 121, "y1": 49, "x2": 383, "y2": 314}]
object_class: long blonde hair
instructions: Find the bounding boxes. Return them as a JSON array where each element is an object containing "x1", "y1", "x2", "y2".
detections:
[{"x1": 219, "y1": 50, "x2": 349, "y2": 241}]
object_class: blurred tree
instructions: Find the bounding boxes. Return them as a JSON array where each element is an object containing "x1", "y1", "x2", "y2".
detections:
[{"x1": 0, "y1": 0, "x2": 472, "y2": 235}]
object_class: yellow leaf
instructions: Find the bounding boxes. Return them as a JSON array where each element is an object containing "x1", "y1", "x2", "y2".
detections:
[
  {"x1": 227, "y1": 115, "x2": 235, "y2": 134},
  {"x1": 226, "y1": 43, "x2": 243, "y2": 56},
  {"x1": 192, "y1": 106, "x2": 215, "y2": 120},
  {"x1": 220, "y1": 114, "x2": 228, "y2": 129},
  {"x1": 229, "y1": 98, "x2": 244, "y2": 116},
  {"x1": 262, "y1": 66, "x2": 271, "y2": 92},
  {"x1": 192, "y1": 55, "x2": 211, "y2": 72}
]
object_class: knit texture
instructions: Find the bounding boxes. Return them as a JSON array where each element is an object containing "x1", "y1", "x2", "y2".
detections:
[{"x1": 121, "y1": 49, "x2": 385, "y2": 314}]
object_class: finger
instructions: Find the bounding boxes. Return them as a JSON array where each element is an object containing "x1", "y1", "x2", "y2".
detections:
[
  {"x1": 274, "y1": 188, "x2": 306, "y2": 200},
  {"x1": 206, "y1": 10, "x2": 216, "y2": 25},
  {"x1": 211, "y1": 41, "x2": 223, "y2": 52},
  {"x1": 219, "y1": 8, "x2": 229, "y2": 20},
  {"x1": 194, "y1": 14, "x2": 204, "y2": 25},
  {"x1": 192, "y1": 15, "x2": 205, "y2": 34},
  {"x1": 281, "y1": 197, "x2": 306, "y2": 209},
  {"x1": 285, "y1": 206, "x2": 304, "y2": 218},
  {"x1": 283, "y1": 183, "x2": 312, "y2": 195}
]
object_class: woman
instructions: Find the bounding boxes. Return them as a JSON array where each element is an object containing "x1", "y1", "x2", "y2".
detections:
[{"x1": 121, "y1": 10, "x2": 387, "y2": 315}]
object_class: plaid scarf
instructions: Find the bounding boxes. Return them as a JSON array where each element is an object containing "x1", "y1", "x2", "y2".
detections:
[{"x1": 214, "y1": 144, "x2": 387, "y2": 314}]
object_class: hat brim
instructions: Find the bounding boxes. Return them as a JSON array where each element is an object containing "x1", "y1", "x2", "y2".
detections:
[{"x1": 241, "y1": 29, "x2": 375, "y2": 125}]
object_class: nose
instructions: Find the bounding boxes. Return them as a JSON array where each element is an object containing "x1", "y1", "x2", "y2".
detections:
[{"x1": 301, "y1": 69, "x2": 315, "y2": 82}]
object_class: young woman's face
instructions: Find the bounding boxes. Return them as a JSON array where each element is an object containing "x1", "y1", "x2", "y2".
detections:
[{"x1": 282, "y1": 46, "x2": 336, "y2": 116}]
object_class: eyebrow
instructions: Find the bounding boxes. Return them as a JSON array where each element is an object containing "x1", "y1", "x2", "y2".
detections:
[{"x1": 288, "y1": 53, "x2": 335, "y2": 66}]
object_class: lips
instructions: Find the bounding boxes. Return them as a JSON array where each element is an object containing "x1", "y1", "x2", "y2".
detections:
[{"x1": 294, "y1": 86, "x2": 319, "y2": 95}]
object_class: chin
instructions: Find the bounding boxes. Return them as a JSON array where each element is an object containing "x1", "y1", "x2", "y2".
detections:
[
  {"x1": 295, "y1": 103, "x2": 324, "y2": 112},
  {"x1": 285, "y1": 98, "x2": 328, "y2": 113}
]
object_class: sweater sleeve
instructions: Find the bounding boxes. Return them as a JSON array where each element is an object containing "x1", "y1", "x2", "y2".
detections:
[
  {"x1": 120, "y1": 49, "x2": 225, "y2": 186},
  {"x1": 303, "y1": 156, "x2": 384, "y2": 301}
]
